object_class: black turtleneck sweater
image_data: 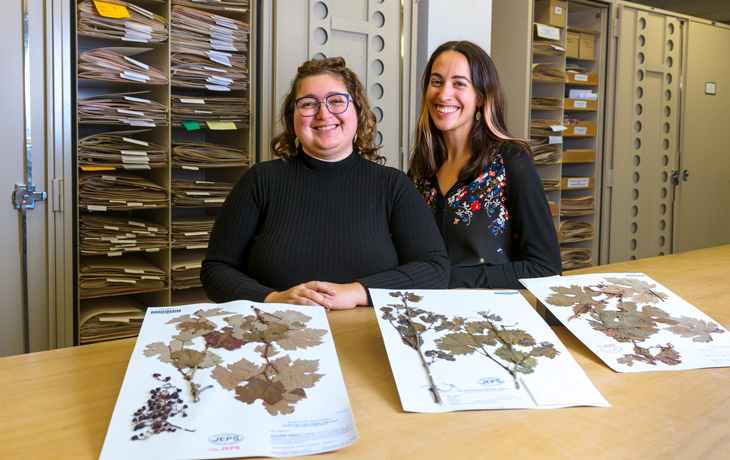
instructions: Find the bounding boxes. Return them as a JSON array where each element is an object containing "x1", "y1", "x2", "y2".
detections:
[{"x1": 201, "y1": 152, "x2": 450, "y2": 303}]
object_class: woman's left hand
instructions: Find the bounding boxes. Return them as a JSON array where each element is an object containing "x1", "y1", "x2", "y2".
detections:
[{"x1": 321, "y1": 282, "x2": 368, "y2": 310}]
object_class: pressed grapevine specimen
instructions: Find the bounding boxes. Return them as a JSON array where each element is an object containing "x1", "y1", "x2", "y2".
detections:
[
  {"x1": 144, "y1": 306, "x2": 327, "y2": 415},
  {"x1": 380, "y1": 291, "x2": 451, "y2": 404},
  {"x1": 381, "y1": 292, "x2": 559, "y2": 400},
  {"x1": 131, "y1": 374, "x2": 194, "y2": 441},
  {"x1": 544, "y1": 277, "x2": 724, "y2": 366},
  {"x1": 435, "y1": 311, "x2": 559, "y2": 389}
]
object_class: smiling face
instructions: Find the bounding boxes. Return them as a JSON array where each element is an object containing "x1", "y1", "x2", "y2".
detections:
[
  {"x1": 426, "y1": 50, "x2": 481, "y2": 143},
  {"x1": 293, "y1": 73, "x2": 358, "y2": 162}
]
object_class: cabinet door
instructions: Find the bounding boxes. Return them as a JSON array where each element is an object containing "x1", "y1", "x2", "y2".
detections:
[
  {"x1": 269, "y1": 0, "x2": 402, "y2": 166},
  {"x1": 606, "y1": 7, "x2": 683, "y2": 262},
  {"x1": 674, "y1": 20, "x2": 730, "y2": 252}
]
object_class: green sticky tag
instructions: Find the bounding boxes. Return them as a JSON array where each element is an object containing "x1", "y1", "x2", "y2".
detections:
[{"x1": 182, "y1": 121, "x2": 200, "y2": 130}]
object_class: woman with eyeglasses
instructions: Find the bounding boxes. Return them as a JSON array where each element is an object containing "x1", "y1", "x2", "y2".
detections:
[
  {"x1": 410, "y1": 41, "x2": 561, "y2": 289},
  {"x1": 201, "y1": 57, "x2": 449, "y2": 309}
]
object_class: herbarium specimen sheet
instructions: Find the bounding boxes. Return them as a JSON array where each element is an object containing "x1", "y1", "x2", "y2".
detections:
[
  {"x1": 370, "y1": 289, "x2": 609, "y2": 413},
  {"x1": 100, "y1": 301, "x2": 357, "y2": 460},
  {"x1": 521, "y1": 273, "x2": 730, "y2": 373}
]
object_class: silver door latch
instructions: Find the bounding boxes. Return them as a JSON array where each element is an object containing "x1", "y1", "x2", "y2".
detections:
[{"x1": 12, "y1": 184, "x2": 46, "y2": 209}]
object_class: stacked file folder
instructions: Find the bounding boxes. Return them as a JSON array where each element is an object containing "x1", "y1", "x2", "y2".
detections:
[
  {"x1": 171, "y1": 95, "x2": 250, "y2": 129},
  {"x1": 79, "y1": 296, "x2": 146, "y2": 344},
  {"x1": 172, "y1": 141, "x2": 248, "y2": 169},
  {"x1": 559, "y1": 220, "x2": 594, "y2": 243},
  {"x1": 171, "y1": 179, "x2": 235, "y2": 207},
  {"x1": 78, "y1": 91, "x2": 169, "y2": 127},
  {"x1": 560, "y1": 196, "x2": 595, "y2": 216},
  {"x1": 171, "y1": 249, "x2": 207, "y2": 290},
  {"x1": 78, "y1": 130, "x2": 167, "y2": 170},
  {"x1": 79, "y1": 254, "x2": 167, "y2": 298},
  {"x1": 171, "y1": 214, "x2": 217, "y2": 248},
  {"x1": 79, "y1": 47, "x2": 168, "y2": 85},
  {"x1": 80, "y1": 213, "x2": 169, "y2": 256},
  {"x1": 79, "y1": 171, "x2": 169, "y2": 211},
  {"x1": 77, "y1": 0, "x2": 168, "y2": 43}
]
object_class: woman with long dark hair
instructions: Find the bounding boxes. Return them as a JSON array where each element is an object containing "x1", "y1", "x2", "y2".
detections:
[{"x1": 410, "y1": 41, "x2": 561, "y2": 289}]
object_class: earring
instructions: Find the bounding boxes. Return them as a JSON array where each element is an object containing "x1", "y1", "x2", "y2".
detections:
[
  {"x1": 294, "y1": 137, "x2": 300, "y2": 149},
  {"x1": 353, "y1": 132, "x2": 358, "y2": 143},
  {"x1": 475, "y1": 111, "x2": 482, "y2": 121}
]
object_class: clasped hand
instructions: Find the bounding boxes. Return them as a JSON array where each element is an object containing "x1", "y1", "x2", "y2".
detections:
[{"x1": 264, "y1": 281, "x2": 367, "y2": 310}]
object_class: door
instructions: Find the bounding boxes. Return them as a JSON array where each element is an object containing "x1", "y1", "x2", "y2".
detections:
[
  {"x1": 604, "y1": 6, "x2": 684, "y2": 263},
  {"x1": 674, "y1": 20, "x2": 730, "y2": 252},
  {"x1": 0, "y1": 0, "x2": 50, "y2": 356}
]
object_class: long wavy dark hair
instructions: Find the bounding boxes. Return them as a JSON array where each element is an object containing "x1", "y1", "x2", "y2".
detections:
[
  {"x1": 409, "y1": 41, "x2": 531, "y2": 181},
  {"x1": 270, "y1": 56, "x2": 383, "y2": 163}
]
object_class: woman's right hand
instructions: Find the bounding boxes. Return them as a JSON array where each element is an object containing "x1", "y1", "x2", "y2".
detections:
[{"x1": 264, "y1": 281, "x2": 336, "y2": 309}]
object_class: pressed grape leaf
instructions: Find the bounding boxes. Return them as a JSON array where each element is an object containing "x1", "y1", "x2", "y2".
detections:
[
  {"x1": 546, "y1": 284, "x2": 600, "y2": 307},
  {"x1": 236, "y1": 375, "x2": 286, "y2": 406},
  {"x1": 604, "y1": 277, "x2": 669, "y2": 304},
  {"x1": 665, "y1": 316, "x2": 725, "y2": 343},
  {"x1": 435, "y1": 332, "x2": 485, "y2": 355},
  {"x1": 275, "y1": 326, "x2": 327, "y2": 351},
  {"x1": 270, "y1": 356, "x2": 323, "y2": 391},
  {"x1": 211, "y1": 358, "x2": 262, "y2": 391},
  {"x1": 144, "y1": 340, "x2": 183, "y2": 362},
  {"x1": 204, "y1": 326, "x2": 246, "y2": 350},
  {"x1": 170, "y1": 348, "x2": 222, "y2": 370}
]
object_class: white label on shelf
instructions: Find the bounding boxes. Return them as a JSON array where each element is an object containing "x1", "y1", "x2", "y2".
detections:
[
  {"x1": 186, "y1": 244, "x2": 209, "y2": 249},
  {"x1": 573, "y1": 100, "x2": 588, "y2": 108},
  {"x1": 213, "y1": 18, "x2": 239, "y2": 30},
  {"x1": 120, "y1": 150, "x2": 148, "y2": 156},
  {"x1": 125, "y1": 22, "x2": 152, "y2": 33},
  {"x1": 224, "y1": 7, "x2": 246, "y2": 12},
  {"x1": 118, "y1": 108, "x2": 145, "y2": 117},
  {"x1": 194, "y1": 110, "x2": 213, "y2": 114},
  {"x1": 536, "y1": 24, "x2": 560, "y2": 40},
  {"x1": 127, "y1": 120, "x2": 156, "y2": 127},
  {"x1": 121, "y1": 37, "x2": 149, "y2": 43},
  {"x1": 127, "y1": 203, "x2": 143, "y2": 207},
  {"x1": 204, "y1": 198, "x2": 226, "y2": 203},
  {"x1": 207, "y1": 52, "x2": 231, "y2": 67},
  {"x1": 574, "y1": 74, "x2": 589, "y2": 82},
  {"x1": 573, "y1": 127, "x2": 588, "y2": 135},
  {"x1": 107, "y1": 278, "x2": 136, "y2": 284},
  {"x1": 121, "y1": 71, "x2": 150, "y2": 83},
  {"x1": 180, "y1": 98, "x2": 205, "y2": 104},
  {"x1": 184, "y1": 232, "x2": 210, "y2": 236},
  {"x1": 203, "y1": 66, "x2": 227, "y2": 73},
  {"x1": 121, "y1": 156, "x2": 150, "y2": 163},
  {"x1": 186, "y1": 192, "x2": 211, "y2": 196},
  {"x1": 182, "y1": 166, "x2": 200, "y2": 171},
  {"x1": 124, "y1": 269, "x2": 145, "y2": 274},
  {"x1": 555, "y1": 7, "x2": 562, "y2": 13},
  {"x1": 146, "y1": 248, "x2": 160, "y2": 253},
  {"x1": 101, "y1": 175, "x2": 117, "y2": 181},
  {"x1": 567, "y1": 178, "x2": 591, "y2": 188},
  {"x1": 128, "y1": 221, "x2": 145, "y2": 227},
  {"x1": 123, "y1": 56, "x2": 149, "y2": 70},
  {"x1": 550, "y1": 125, "x2": 567, "y2": 132},
  {"x1": 550, "y1": 44, "x2": 565, "y2": 51},
  {"x1": 123, "y1": 96, "x2": 152, "y2": 104},
  {"x1": 141, "y1": 276, "x2": 162, "y2": 280},
  {"x1": 103, "y1": 226, "x2": 119, "y2": 231},
  {"x1": 87, "y1": 205, "x2": 107, "y2": 212},
  {"x1": 96, "y1": 62, "x2": 122, "y2": 71},
  {"x1": 548, "y1": 136, "x2": 563, "y2": 145},
  {"x1": 107, "y1": 252, "x2": 122, "y2": 257},
  {"x1": 205, "y1": 85, "x2": 232, "y2": 92},
  {"x1": 122, "y1": 137, "x2": 149, "y2": 146}
]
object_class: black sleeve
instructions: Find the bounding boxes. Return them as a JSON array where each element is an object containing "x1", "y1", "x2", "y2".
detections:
[
  {"x1": 449, "y1": 146, "x2": 562, "y2": 289},
  {"x1": 356, "y1": 171, "x2": 450, "y2": 291},
  {"x1": 200, "y1": 166, "x2": 276, "y2": 303}
]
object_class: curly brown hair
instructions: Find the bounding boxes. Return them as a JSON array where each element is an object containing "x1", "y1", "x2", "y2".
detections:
[
  {"x1": 270, "y1": 56, "x2": 383, "y2": 163},
  {"x1": 410, "y1": 41, "x2": 531, "y2": 181}
]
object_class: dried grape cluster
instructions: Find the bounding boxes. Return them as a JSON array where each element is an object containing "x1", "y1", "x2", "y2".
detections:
[{"x1": 131, "y1": 374, "x2": 193, "y2": 441}]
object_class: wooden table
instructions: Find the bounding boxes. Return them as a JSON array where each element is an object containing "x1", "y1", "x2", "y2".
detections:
[{"x1": 2, "y1": 245, "x2": 729, "y2": 459}]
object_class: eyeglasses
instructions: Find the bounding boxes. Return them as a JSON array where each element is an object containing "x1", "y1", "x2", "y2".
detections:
[{"x1": 295, "y1": 93, "x2": 350, "y2": 117}]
